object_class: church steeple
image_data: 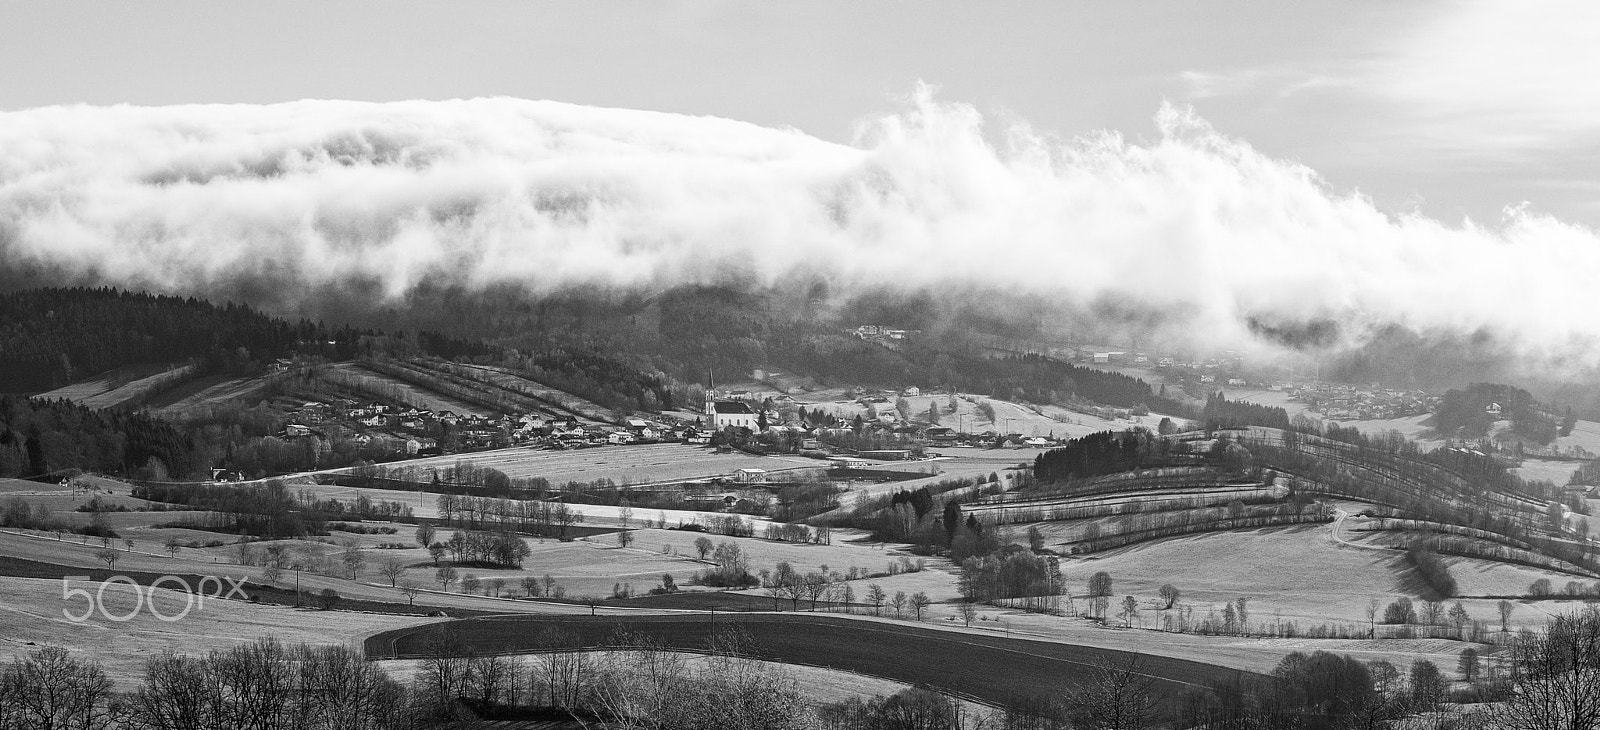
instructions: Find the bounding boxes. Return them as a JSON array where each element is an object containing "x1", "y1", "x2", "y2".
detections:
[{"x1": 704, "y1": 370, "x2": 716, "y2": 429}]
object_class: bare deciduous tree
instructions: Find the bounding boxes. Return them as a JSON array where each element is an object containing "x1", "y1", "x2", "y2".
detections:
[
  {"x1": 1070, "y1": 657, "x2": 1158, "y2": 730},
  {"x1": 0, "y1": 645, "x2": 119, "y2": 730},
  {"x1": 378, "y1": 555, "x2": 405, "y2": 587},
  {"x1": 1157, "y1": 584, "x2": 1180, "y2": 609},
  {"x1": 398, "y1": 581, "x2": 422, "y2": 606},
  {"x1": 1483, "y1": 607, "x2": 1600, "y2": 730},
  {"x1": 866, "y1": 583, "x2": 887, "y2": 616}
]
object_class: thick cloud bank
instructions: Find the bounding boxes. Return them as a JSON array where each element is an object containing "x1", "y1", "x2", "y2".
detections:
[{"x1": 2, "y1": 91, "x2": 1598, "y2": 366}]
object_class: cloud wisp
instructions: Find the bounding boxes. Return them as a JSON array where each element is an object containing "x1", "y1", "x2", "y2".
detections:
[{"x1": 1, "y1": 90, "x2": 1598, "y2": 370}]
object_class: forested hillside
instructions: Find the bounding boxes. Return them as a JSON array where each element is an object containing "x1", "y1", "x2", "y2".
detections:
[
  {"x1": 0, "y1": 288, "x2": 376, "y2": 392},
  {"x1": 645, "y1": 287, "x2": 1188, "y2": 411},
  {"x1": 1433, "y1": 382, "x2": 1558, "y2": 443},
  {"x1": 0, "y1": 395, "x2": 199, "y2": 480}
]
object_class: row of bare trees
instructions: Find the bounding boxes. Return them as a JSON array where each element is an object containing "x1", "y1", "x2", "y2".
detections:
[
  {"x1": 0, "y1": 639, "x2": 406, "y2": 730},
  {"x1": 412, "y1": 625, "x2": 817, "y2": 730}
]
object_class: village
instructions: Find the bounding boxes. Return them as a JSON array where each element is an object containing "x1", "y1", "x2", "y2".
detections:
[{"x1": 260, "y1": 381, "x2": 1073, "y2": 481}]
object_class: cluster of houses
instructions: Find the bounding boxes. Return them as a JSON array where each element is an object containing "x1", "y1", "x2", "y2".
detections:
[
  {"x1": 850, "y1": 325, "x2": 922, "y2": 351},
  {"x1": 278, "y1": 398, "x2": 711, "y2": 456},
  {"x1": 1286, "y1": 383, "x2": 1439, "y2": 421},
  {"x1": 851, "y1": 325, "x2": 921, "y2": 341}
]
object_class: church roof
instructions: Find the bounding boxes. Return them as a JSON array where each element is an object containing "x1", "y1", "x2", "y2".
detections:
[{"x1": 712, "y1": 401, "x2": 754, "y2": 414}]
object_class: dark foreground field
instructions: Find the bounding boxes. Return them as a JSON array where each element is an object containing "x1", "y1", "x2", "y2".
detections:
[{"x1": 366, "y1": 614, "x2": 1247, "y2": 707}]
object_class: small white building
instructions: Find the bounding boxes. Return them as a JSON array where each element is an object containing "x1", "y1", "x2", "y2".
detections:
[{"x1": 733, "y1": 468, "x2": 767, "y2": 484}]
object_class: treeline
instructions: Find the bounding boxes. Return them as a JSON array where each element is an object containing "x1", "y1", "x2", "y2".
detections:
[
  {"x1": 0, "y1": 630, "x2": 814, "y2": 730},
  {"x1": 438, "y1": 529, "x2": 532, "y2": 567},
  {"x1": 0, "y1": 395, "x2": 199, "y2": 480},
  {"x1": 0, "y1": 287, "x2": 375, "y2": 392},
  {"x1": 1032, "y1": 429, "x2": 1257, "y2": 485},
  {"x1": 957, "y1": 544, "x2": 1063, "y2": 611},
  {"x1": 1067, "y1": 502, "x2": 1331, "y2": 555},
  {"x1": 833, "y1": 478, "x2": 1000, "y2": 551},
  {"x1": 1405, "y1": 542, "x2": 1458, "y2": 597},
  {"x1": 1033, "y1": 429, "x2": 1170, "y2": 483},
  {"x1": 131, "y1": 480, "x2": 411, "y2": 538},
  {"x1": 1201, "y1": 391, "x2": 1291, "y2": 430},
  {"x1": 434, "y1": 494, "x2": 587, "y2": 538}
]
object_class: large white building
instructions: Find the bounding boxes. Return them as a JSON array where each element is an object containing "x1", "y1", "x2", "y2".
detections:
[{"x1": 706, "y1": 396, "x2": 759, "y2": 431}]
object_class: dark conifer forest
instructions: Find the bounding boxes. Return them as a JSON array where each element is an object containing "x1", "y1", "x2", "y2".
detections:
[{"x1": 0, "y1": 288, "x2": 375, "y2": 392}]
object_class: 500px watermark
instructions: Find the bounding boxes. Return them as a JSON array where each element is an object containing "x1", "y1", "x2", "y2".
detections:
[{"x1": 61, "y1": 575, "x2": 249, "y2": 623}]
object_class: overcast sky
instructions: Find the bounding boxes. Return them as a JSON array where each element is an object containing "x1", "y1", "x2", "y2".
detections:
[{"x1": 3, "y1": 0, "x2": 1596, "y2": 228}]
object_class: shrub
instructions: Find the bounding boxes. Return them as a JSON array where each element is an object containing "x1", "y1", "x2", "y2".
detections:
[
  {"x1": 1406, "y1": 543, "x2": 1457, "y2": 597},
  {"x1": 315, "y1": 589, "x2": 341, "y2": 610},
  {"x1": 1384, "y1": 597, "x2": 1416, "y2": 624}
]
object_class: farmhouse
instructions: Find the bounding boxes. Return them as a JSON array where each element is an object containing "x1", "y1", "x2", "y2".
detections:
[
  {"x1": 733, "y1": 468, "x2": 768, "y2": 483},
  {"x1": 684, "y1": 493, "x2": 740, "y2": 509}
]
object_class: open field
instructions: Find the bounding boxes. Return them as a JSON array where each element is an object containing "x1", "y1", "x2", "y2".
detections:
[
  {"x1": 812, "y1": 449, "x2": 1043, "y2": 520},
  {"x1": 1055, "y1": 520, "x2": 1584, "y2": 634},
  {"x1": 454, "y1": 363, "x2": 617, "y2": 424},
  {"x1": 324, "y1": 362, "x2": 499, "y2": 417},
  {"x1": 1511, "y1": 457, "x2": 1587, "y2": 485},
  {"x1": 34, "y1": 363, "x2": 194, "y2": 410},
  {"x1": 256, "y1": 478, "x2": 760, "y2": 525},
  {"x1": 0, "y1": 529, "x2": 665, "y2": 617},
  {"x1": 1555, "y1": 419, "x2": 1600, "y2": 455},
  {"x1": 33, "y1": 363, "x2": 174, "y2": 403},
  {"x1": 390, "y1": 537, "x2": 706, "y2": 599},
  {"x1": 145, "y1": 373, "x2": 273, "y2": 415},
  {"x1": 1227, "y1": 389, "x2": 1311, "y2": 419},
  {"x1": 791, "y1": 391, "x2": 1178, "y2": 440},
  {"x1": 366, "y1": 613, "x2": 1244, "y2": 707},
  {"x1": 1329, "y1": 414, "x2": 1439, "y2": 444},
  {"x1": 335, "y1": 442, "x2": 826, "y2": 486},
  {"x1": 0, "y1": 575, "x2": 433, "y2": 687},
  {"x1": 0, "y1": 480, "x2": 160, "y2": 513}
]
